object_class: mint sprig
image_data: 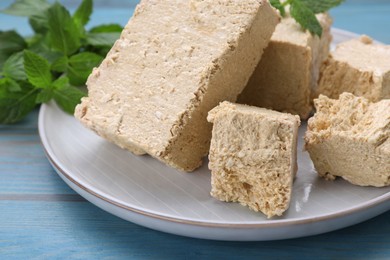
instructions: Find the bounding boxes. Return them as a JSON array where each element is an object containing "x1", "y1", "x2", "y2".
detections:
[
  {"x1": 270, "y1": 0, "x2": 345, "y2": 37},
  {"x1": 0, "y1": 0, "x2": 123, "y2": 124}
]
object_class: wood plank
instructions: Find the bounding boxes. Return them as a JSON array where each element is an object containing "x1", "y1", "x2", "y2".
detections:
[
  {"x1": 0, "y1": 201, "x2": 389, "y2": 258},
  {"x1": 0, "y1": 194, "x2": 84, "y2": 201},
  {"x1": 0, "y1": 109, "x2": 39, "y2": 130},
  {"x1": 0, "y1": 110, "x2": 72, "y2": 194}
]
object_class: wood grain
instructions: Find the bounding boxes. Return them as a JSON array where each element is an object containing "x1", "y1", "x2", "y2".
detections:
[{"x1": 1, "y1": 202, "x2": 389, "y2": 258}]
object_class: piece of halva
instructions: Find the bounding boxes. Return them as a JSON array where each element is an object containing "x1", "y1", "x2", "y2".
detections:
[
  {"x1": 317, "y1": 36, "x2": 390, "y2": 101},
  {"x1": 207, "y1": 101, "x2": 300, "y2": 218},
  {"x1": 237, "y1": 13, "x2": 332, "y2": 119},
  {"x1": 74, "y1": 0, "x2": 280, "y2": 172},
  {"x1": 305, "y1": 93, "x2": 390, "y2": 187}
]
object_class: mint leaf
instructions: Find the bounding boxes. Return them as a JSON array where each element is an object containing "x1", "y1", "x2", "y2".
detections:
[
  {"x1": 269, "y1": 0, "x2": 286, "y2": 16},
  {"x1": 0, "y1": 31, "x2": 26, "y2": 54},
  {"x1": 89, "y1": 24, "x2": 123, "y2": 33},
  {"x1": 0, "y1": 30, "x2": 26, "y2": 69},
  {"x1": 29, "y1": 13, "x2": 49, "y2": 34},
  {"x1": 86, "y1": 32, "x2": 121, "y2": 47},
  {"x1": 53, "y1": 84, "x2": 85, "y2": 114},
  {"x1": 47, "y1": 2, "x2": 81, "y2": 55},
  {"x1": 28, "y1": 36, "x2": 64, "y2": 64},
  {"x1": 67, "y1": 52, "x2": 103, "y2": 86},
  {"x1": 270, "y1": 0, "x2": 344, "y2": 37},
  {"x1": 299, "y1": 0, "x2": 345, "y2": 14},
  {"x1": 24, "y1": 50, "x2": 52, "y2": 88},
  {"x1": 8, "y1": 78, "x2": 22, "y2": 92},
  {"x1": 51, "y1": 56, "x2": 68, "y2": 73},
  {"x1": 0, "y1": 77, "x2": 22, "y2": 92},
  {"x1": 52, "y1": 76, "x2": 70, "y2": 89},
  {"x1": 1, "y1": 0, "x2": 50, "y2": 17},
  {"x1": 73, "y1": 0, "x2": 93, "y2": 27},
  {"x1": 291, "y1": 0, "x2": 323, "y2": 37},
  {"x1": 0, "y1": 83, "x2": 38, "y2": 124},
  {"x1": 3, "y1": 52, "x2": 26, "y2": 81},
  {"x1": 36, "y1": 88, "x2": 53, "y2": 103},
  {"x1": 69, "y1": 52, "x2": 103, "y2": 70}
]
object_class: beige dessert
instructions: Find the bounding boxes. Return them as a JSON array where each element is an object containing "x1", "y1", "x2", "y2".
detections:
[
  {"x1": 75, "y1": 0, "x2": 280, "y2": 172},
  {"x1": 207, "y1": 102, "x2": 300, "y2": 218},
  {"x1": 238, "y1": 13, "x2": 332, "y2": 119},
  {"x1": 305, "y1": 93, "x2": 390, "y2": 187},
  {"x1": 317, "y1": 35, "x2": 390, "y2": 101}
]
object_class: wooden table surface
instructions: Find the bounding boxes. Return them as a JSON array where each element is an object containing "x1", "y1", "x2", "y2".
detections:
[{"x1": 1, "y1": 0, "x2": 389, "y2": 258}]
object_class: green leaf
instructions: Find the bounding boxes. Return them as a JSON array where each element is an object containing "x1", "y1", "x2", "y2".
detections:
[
  {"x1": 25, "y1": 34, "x2": 45, "y2": 48},
  {"x1": 69, "y1": 52, "x2": 103, "y2": 70},
  {"x1": 269, "y1": 0, "x2": 286, "y2": 16},
  {"x1": 24, "y1": 50, "x2": 52, "y2": 88},
  {"x1": 28, "y1": 36, "x2": 64, "y2": 64},
  {"x1": 86, "y1": 32, "x2": 121, "y2": 47},
  {"x1": 85, "y1": 45, "x2": 112, "y2": 58},
  {"x1": 1, "y1": 0, "x2": 50, "y2": 17},
  {"x1": 29, "y1": 13, "x2": 49, "y2": 34},
  {"x1": 0, "y1": 83, "x2": 38, "y2": 124},
  {"x1": 89, "y1": 24, "x2": 123, "y2": 33},
  {"x1": 3, "y1": 52, "x2": 27, "y2": 81},
  {"x1": 0, "y1": 31, "x2": 27, "y2": 69},
  {"x1": 36, "y1": 88, "x2": 53, "y2": 103},
  {"x1": 0, "y1": 31, "x2": 26, "y2": 54},
  {"x1": 291, "y1": 0, "x2": 323, "y2": 37},
  {"x1": 66, "y1": 67, "x2": 85, "y2": 87},
  {"x1": 51, "y1": 56, "x2": 68, "y2": 73},
  {"x1": 52, "y1": 76, "x2": 70, "y2": 89},
  {"x1": 299, "y1": 0, "x2": 345, "y2": 14},
  {"x1": 67, "y1": 52, "x2": 103, "y2": 86},
  {"x1": 0, "y1": 77, "x2": 22, "y2": 92},
  {"x1": 47, "y1": 2, "x2": 81, "y2": 55},
  {"x1": 6, "y1": 78, "x2": 22, "y2": 92},
  {"x1": 53, "y1": 84, "x2": 85, "y2": 114},
  {"x1": 73, "y1": 0, "x2": 93, "y2": 27}
]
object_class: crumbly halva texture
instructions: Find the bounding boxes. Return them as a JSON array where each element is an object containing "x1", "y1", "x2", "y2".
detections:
[
  {"x1": 74, "y1": 0, "x2": 280, "y2": 172},
  {"x1": 207, "y1": 101, "x2": 300, "y2": 218},
  {"x1": 237, "y1": 13, "x2": 332, "y2": 119},
  {"x1": 317, "y1": 35, "x2": 390, "y2": 101},
  {"x1": 305, "y1": 93, "x2": 390, "y2": 187}
]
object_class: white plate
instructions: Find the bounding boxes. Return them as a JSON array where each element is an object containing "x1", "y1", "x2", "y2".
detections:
[{"x1": 39, "y1": 28, "x2": 390, "y2": 241}]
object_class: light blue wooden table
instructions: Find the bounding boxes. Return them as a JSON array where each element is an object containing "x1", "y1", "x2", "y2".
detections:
[{"x1": 1, "y1": 0, "x2": 389, "y2": 258}]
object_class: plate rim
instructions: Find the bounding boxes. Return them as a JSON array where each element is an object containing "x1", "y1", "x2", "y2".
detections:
[{"x1": 38, "y1": 27, "x2": 390, "y2": 230}]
